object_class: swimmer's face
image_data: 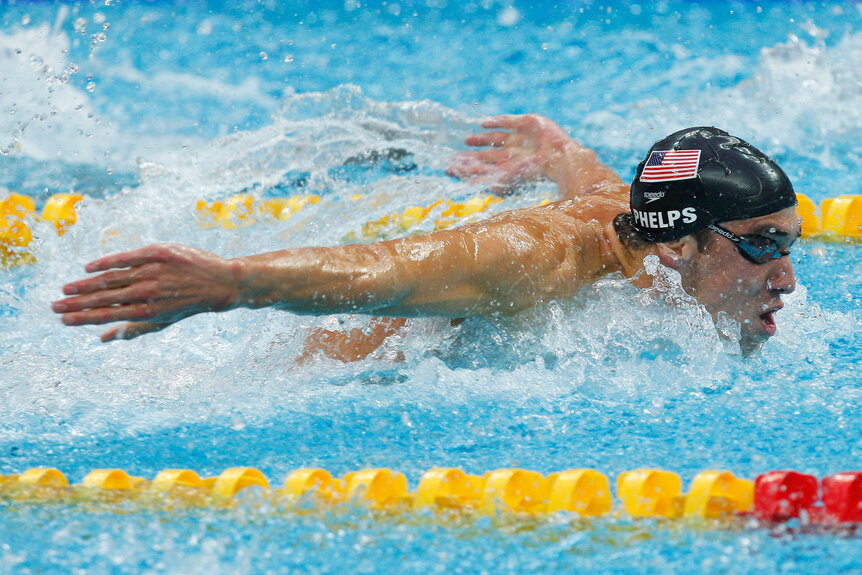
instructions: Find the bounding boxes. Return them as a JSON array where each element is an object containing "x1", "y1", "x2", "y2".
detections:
[{"x1": 677, "y1": 206, "x2": 800, "y2": 354}]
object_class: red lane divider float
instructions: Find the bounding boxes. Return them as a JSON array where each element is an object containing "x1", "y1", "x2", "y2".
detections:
[
  {"x1": 821, "y1": 472, "x2": 862, "y2": 523},
  {"x1": 754, "y1": 470, "x2": 819, "y2": 521},
  {"x1": 754, "y1": 470, "x2": 862, "y2": 524},
  {"x1": 2, "y1": 466, "x2": 859, "y2": 525}
]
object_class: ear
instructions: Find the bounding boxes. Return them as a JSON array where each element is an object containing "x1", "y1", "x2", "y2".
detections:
[
  {"x1": 654, "y1": 236, "x2": 699, "y2": 270},
  {"x1": 604, "y1": 222, "x2": 650, "y2": 279}
]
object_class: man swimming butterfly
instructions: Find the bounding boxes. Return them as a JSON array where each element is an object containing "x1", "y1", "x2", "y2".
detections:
[{"x1": 52, "y1": 115, "x2": 800, "y2": 356}]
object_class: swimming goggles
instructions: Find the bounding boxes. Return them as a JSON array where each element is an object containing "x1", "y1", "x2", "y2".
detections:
[{"x1": 707, "y1": 223, "x2": 796, "y2": 265}]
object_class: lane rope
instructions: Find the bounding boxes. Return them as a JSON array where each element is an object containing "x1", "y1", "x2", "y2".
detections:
[{"x1": 2, "y1": 466, "x2": 860, "y2": 524}]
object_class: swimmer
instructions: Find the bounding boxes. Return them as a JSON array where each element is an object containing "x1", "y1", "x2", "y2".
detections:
[{"x1": 52, "y1": 115, "x2": 799, "y2": 355}]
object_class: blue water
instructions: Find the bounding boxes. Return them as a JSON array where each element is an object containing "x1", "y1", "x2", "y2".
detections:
[{"x1": 1, "y1": 1, "x2": 861, "y2": 573}]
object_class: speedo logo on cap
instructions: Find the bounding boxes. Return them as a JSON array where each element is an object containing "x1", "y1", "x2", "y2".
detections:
[
  {"x1": 643, "y1": 191, "x2": 665, "y2": 204},
  {"x1": 639, "y1": 150, "x2": 701, "y2": 182},
  {"x1": 632, "y1": 207, "x2": 697, "y2": 229}
]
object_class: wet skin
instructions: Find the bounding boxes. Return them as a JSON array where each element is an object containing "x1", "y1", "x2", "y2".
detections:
[{"x1": 675, "y1": 206, "x2": 800, "y2": 354}]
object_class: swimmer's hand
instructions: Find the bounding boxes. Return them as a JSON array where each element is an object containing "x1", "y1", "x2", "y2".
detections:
[
  {"x1": 52, "y1": 244, "x2": 241, "y2": 342},
  {"x1": 447, "y1": 114, "x2": 577, "y2": 193},
  {"x1": 447, "y1": 114, "x2": 625, "y2": 200}
]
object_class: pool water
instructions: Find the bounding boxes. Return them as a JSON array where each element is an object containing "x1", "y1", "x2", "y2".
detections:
[{"x1": 1, "y1": 1, "x2": 860, "y2": 573}]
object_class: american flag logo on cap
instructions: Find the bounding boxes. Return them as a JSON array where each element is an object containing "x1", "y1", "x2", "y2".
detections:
[{"x1": 639, "y1": 150, "x2": 701, "y2": 182}]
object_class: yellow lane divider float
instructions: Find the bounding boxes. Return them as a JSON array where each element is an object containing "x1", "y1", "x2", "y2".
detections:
[
  {"x1": 2, "y1": 192, "x2": 860, "y2": 269},
  {"x1": 797, "y1": 193, "x2": 862, "y2": 239},
  {"x1": 195, "y1": 194, "x2": 321, "y2": 229},
  {"x1": 2, "y1": 466, "x2": 859, "y2": 525},
  {"x1": 343, "y1": 195, "x2": 505, "y2": 242},
  {"x1": 197, "y1": 192, "x2": 506, "y2": 240},
  {"x1": 0, "y1": 192, "x2": 83, "y2": 267}
]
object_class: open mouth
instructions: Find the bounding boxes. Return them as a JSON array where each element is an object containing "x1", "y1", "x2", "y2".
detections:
[{"x1": 759, "y1": 310, "x2": 778, "y2": 336}]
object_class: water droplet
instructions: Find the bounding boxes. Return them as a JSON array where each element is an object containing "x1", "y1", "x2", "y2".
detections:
[
  {"x1": 197, "y1": 20, "x2": 213, "y2": 35},
  {"x1": 497, "y1": 6, "x2": 520, "y2": 27}
]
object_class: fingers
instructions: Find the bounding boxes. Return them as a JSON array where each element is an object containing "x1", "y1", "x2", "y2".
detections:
[
  {"x1": 447, "y1": 149, "x2": 511, "y2": 178},
  {"x1": 479, "y1": 114, "x2": 523, "y2": 130},
  {"x1": 53, "y1": 279, "x2": 161, "y2": 314},
  {"x1": 61, "y1": 266, "x2": 152, "y2": 296},
  {"x1": 446, "y1": 163, "x2": 489, "y2": 178},
  {"x1": 465, "y1": 131, "x2": 512, "y2": 148},
  {"x1": 63, "y1": 245, "x2": 171, "y2": 294},
  {"x1": 58, "y1": 300, "x2": 164, "y2": 326},
  {"x1": 83, "y1": 244, "x2": 175, "y2": 273},
  {"x1": 101, "y1": 321, "x2": 167, "y2": 342}
]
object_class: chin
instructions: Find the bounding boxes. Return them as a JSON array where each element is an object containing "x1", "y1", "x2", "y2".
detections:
[{"x1": 739, "y1": 332, "x2": 768, "y2": 356}]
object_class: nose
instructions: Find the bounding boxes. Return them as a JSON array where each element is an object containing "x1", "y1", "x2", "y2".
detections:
[{"x1": 767, "y1": 255, "x2": 796, "y2": 295}]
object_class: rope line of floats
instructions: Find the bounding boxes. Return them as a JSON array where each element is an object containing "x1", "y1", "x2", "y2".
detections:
[
  {"x1": 1, "y1": 190, "x2": 859, "y2": 269},
  {"x1": 2, "y1": 466, "x2": 860, "y2": 525}
]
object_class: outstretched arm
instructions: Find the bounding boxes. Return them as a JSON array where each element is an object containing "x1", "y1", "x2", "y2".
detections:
[
  {"x1": 448, "y1": 114, "x2": 626, "y2": 200},
  {"x1": 53, "y1": 204, "x2": 620, "y2": 341}
]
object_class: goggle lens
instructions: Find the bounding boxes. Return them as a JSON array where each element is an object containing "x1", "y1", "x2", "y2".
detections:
[{"x1": 708, "y1": 224, "x2": 796, "y2": 265}]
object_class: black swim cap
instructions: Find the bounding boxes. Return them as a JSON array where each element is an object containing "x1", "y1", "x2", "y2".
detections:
[{"x1": 629, "y1": 127, "x2": 796, "y2": 242}]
